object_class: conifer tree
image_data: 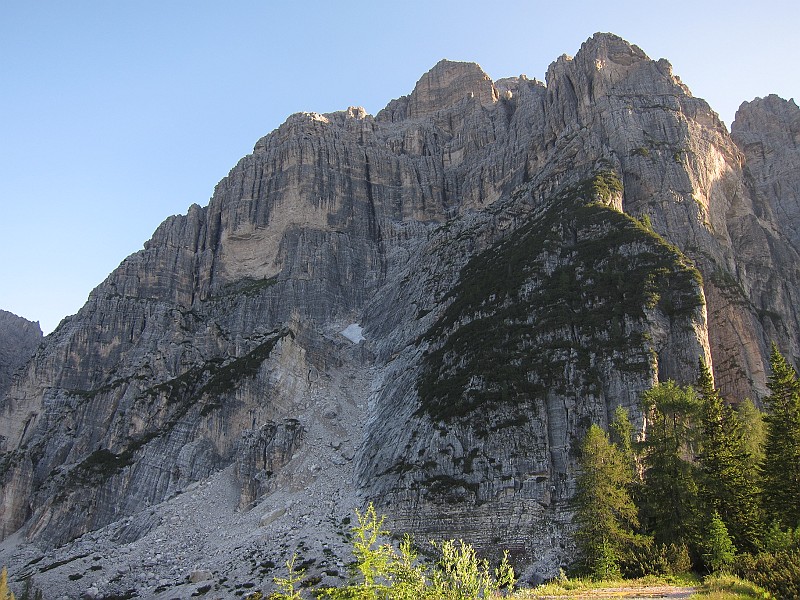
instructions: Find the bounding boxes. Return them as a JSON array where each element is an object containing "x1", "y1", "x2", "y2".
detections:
[
  {"x1": 701, "y1": 511, "x2": 736, "y2": 573},
  {"x1": 736, "y1": 398, "x2": 765, "y2": 471},
  {"x1": 695, "y1": 359, "x2": 761, "y2": 553},
  {"x1": 639, "y1": 381, "x2": 700, "y2": 551},
  {"x1": 609, "y1": 405, "x2": 637, "y2": 475},
  {"x1": 0, "y1": 567, "x2": 15, "y2": 600},
  {"x1": 573, "y1": 424, "x2": 638, "y2": 579},
  {"x1": 762, "y1": 344, "x2": 800, "y2": 528}
]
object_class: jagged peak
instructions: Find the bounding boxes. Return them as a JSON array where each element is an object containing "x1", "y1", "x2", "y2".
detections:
[
  {"x1": 733, "y1": 94, "x2": 799, "y2": 127},
  {"x1": 578, "y1": 32, "x2": 649, "y2": 64},
  {"x1": 0, "y1": 308, "x2": 42, "y2": 332},
  {"x1": 731, "y1": 94, "x2": 800, "y2": 134},
  {"x1": 406, "y1": 59, "x2": 498, "y2": 119},
  {"x1": 423, "y1": 58, "x2": 487, "y2": 77},
  {"x1": 255, "y1": 106, "x2": 372, "y2": 145},
  {"x1": 546, "y1": 32, "x2": 650, "y2": 87}
]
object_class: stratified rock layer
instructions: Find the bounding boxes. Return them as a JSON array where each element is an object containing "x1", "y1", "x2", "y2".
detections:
[{"x1": 1, "y1": 33, "x2": 799, "y2": 597}]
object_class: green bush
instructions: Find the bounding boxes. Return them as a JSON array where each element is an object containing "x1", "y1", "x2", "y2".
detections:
[
  {"x1": 268, "y1": 555, "x2": 304, "y2": 600},
  {"x1": 274, "y1": 504, "x2": 514, "y2": 599},
  {"x1": 625, "y1": 541, "x2": 691, "y2": 577},
  {"x1": 733, "y1": 550, "x2": 800, "y2": 598},
  {"x1": 762, "y1": 521, "x2": 800, "y2": 553},
  {"x1": 428, "y1": 540, "x2": 515, "y2": 600}
]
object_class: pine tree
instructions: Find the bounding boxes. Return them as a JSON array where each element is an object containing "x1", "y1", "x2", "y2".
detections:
[
  {"x1": 573, "y1": 424, "x2": 639, "y2": 579},
  {"x1": 701, "y1": 511, "x2": 736, "y2": 573},
  {"x1": 609, "y1": 405, "x2": 637, "y2": 475},
  {"x1": 762, "y1": 344, "x2": 800, "y2": 528},
  {"x1": 695, "y1": 359, "x2": 762, "y2": 553},
  {"x1": 639, "y1": 381, "x2": 701, "y2": 551},
  {"x1": 736, "y1": 398, "x2": 765, "y2": 471}
]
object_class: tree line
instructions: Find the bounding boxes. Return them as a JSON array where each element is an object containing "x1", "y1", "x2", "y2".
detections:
[{"x1": 574, "y1": 343, "x2": 800, "y2": 594}]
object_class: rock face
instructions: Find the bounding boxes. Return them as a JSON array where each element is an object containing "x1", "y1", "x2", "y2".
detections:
[
  {"x1": 729, "y1": 96, "x2": 800, "y2": 373},
  {"x1": 0, "y1": 310, "x2": 42, "y2": 399},
  {"x1": 732, "y1": 95, "x2": 800, "y2": 255},
  {"x1": 1, "y1": 33, "x2": 799, "y2": 597}
]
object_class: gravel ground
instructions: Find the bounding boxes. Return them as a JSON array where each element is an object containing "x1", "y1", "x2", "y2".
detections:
[{"x1": 0, "y1": 344, "x2": 374, "y2": 599}]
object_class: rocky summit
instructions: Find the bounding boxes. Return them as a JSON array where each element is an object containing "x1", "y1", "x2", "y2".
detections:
[{"x1": 1, "y1": 32, "x2": 799, "y2": 598}]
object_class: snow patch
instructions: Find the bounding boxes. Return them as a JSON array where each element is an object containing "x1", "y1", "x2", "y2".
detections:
[{"x1": 340, "y1": 323, "x2": 365, "y2": 344}]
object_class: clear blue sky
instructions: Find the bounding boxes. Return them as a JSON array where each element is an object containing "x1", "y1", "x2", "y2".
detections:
[{"x1": 1, "y1": 0, "x2": 798, "y2": 334}]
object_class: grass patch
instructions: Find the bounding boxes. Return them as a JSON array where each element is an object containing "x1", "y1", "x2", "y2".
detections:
[
  {"x1": 690, "y1": 573, "x2": 772, "y2": 599},
  {"x1": 199, "y1": 332, "x2": 287, "y2": 398},
  {"x1": 513, "y1": 573, "x2": 700, "y2": 598},
  {"x1": 75, "y1": 449, "x2": 134, "y2": 481},
  {"x1": 511, "y1": 573, "x2": 770, "y2": 599},
  {"x1": 213, "y1": 275, "x2": 279, "y2": 299},
  {"x1": 66, "y1": 374, "x2": 138, "y2": 401}
]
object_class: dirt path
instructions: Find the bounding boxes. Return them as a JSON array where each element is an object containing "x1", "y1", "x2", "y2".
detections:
[{"x1": 532, "y1": 585, "x2": 696, "y2": 599}]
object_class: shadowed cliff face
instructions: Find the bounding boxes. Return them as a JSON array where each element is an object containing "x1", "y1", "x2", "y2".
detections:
[
  {"x1": 1, "y1": 32, "x2": 798, "y2": 588},
  {"x1": 0, "y1": 311, "x2": 42, "y2": 400}
]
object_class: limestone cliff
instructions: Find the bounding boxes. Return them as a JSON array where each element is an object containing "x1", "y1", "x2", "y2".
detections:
[
  {"x1": 0, "y1": 33, "x2": 798, "y2": 597},
  {"x1": 730, "y1": 96, "x2": 800, "y2": 369},
  {"x1": 0, "y1": 310, "x2": 42, "y2": 399}
]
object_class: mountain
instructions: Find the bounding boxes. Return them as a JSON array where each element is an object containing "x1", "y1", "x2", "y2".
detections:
[{"x1": 1, "y1": 33, "x2": 799, "y2": 597}]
